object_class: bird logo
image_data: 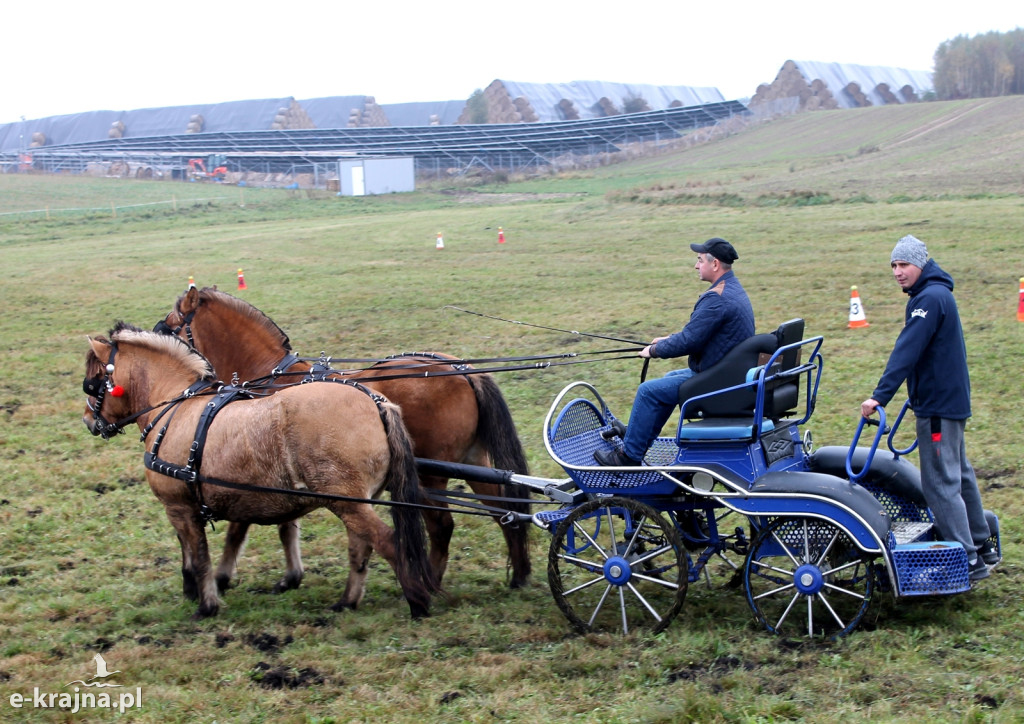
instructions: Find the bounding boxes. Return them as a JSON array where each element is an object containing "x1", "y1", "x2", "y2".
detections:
[{"x1": 66, "y1": 653, "x2": 123, "y2": 688}]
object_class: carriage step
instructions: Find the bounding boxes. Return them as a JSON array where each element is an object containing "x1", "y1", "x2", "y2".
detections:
[
  {"x1": 890, "y1": 520, "x2": 933, "y2": 544},
  {"x1": 535, "y1": 507, "x2": 573, "y2": 531},
  {"x1": 891, "y1": 541, "x2": 970, "y2": 596}
]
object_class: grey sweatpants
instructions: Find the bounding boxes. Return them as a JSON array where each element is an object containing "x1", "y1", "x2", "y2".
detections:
[{"x1": 914, "y1": 415, "x2": 991, "y2": 560}]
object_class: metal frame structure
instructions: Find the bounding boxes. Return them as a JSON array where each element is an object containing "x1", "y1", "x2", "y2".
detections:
[{"x1": 3, "y1": 102, "x2": 747, "y2": 179}]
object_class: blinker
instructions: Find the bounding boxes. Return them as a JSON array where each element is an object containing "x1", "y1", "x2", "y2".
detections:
[{"x1": 83, "y1": 377, "x2": 104, "y2": 396}]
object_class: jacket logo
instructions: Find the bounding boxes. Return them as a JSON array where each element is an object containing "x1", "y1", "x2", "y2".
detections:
[{"x1": 910, "y1": 308, "x2": 928, "y2": 319}]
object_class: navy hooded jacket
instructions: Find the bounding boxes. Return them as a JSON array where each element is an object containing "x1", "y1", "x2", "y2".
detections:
[
  {"x1": 650, "y1": 269, "x2": 755, "y2": 373},
  {"x1": 870, "y1": 259, "x2": 971, "y2": 419}
]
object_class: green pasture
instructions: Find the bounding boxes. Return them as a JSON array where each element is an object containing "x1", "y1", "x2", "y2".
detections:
[{"x1": 1, "y1": 98, "x2": 1023, "y2": 723}]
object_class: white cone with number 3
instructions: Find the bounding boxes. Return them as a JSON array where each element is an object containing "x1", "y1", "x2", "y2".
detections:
[{"x1": 848, "y1": 286, "x2": 869, "y2": 328}]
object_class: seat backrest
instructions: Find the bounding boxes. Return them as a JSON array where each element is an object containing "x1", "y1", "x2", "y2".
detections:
[
  {"x1": 763, "y1": 318, "x2": 805, "y2": 419},
  {"x1": 676, "y1": 318, "x2": 807, "y2": 421},
  {"x1": 676, "y1": 333, "x2": 778, "y2": 418}
]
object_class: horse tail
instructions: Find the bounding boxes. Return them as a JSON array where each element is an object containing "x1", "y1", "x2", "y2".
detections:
[
  {"x1": 466, "y1": 372, "x2": 530, "y2": 478},
  {"x1": 377, "y1": 400, "x2": 441, "y2": 613},
  {"x1": 465, "y1": 372, "x2": 533, "y2": 587}
]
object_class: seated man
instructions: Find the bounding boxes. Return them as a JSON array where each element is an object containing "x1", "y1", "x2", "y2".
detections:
[{"x1": 595, "y1": 237, "x2": 755, "y2": 466}]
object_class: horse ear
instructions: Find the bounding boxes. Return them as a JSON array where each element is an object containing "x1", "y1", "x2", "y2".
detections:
[
  {"x1": 88, "y1": 336, "x2": 111, "y2": 359},
  {"x1": 182, "y1": 286, "x2": 200, "y2": 313}
]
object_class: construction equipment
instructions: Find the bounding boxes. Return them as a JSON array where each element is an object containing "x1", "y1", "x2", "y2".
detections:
[{"x1": 187, "y1": 154, "x2": 228, "y2": 181}]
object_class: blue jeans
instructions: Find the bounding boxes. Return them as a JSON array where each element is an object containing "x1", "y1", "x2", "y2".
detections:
[
  {"x1": 914, "y1": 416, "x2": 990, "y2": 560},
  {"x1": 621, "y1": 368, "x2": 694, "y2": 461}
]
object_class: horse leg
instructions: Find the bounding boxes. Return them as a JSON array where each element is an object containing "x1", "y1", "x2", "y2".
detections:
[
  {"x1": 165, "y1": 507, "x2": 221, "y2": 618},
  {"x1": 418, "y1": 474, "x2": 454, "y2": 586},
  {"x1": 330, "y1": 530, "x2": 373, "y2": 611},
  {"x1": 466, "y1": 478, "x2": 532, "y2": 589},
  {"x1": 327, "y1": 502, "x2": 430, "y2": 619},
  {"x1": 215, "y1": 521, "x2": 250, "y2": 594},
  {"x1": 272, "y1": 519, "x2": 304, "y2": 593},
  {"x1": 464, "y1": 449, "x2": 533, "y2": 589},
  {"x1": 465, "y1": 374, "x2": 533, "y2": 588},
  {"x1": 176, "y1": 531, "x2": 198, "y2": 601}
]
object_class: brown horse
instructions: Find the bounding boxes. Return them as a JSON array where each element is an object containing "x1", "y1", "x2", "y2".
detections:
[
  {"x1": 82, "y1": 322, "x2": 437, "y2": 619},
  {"x1": 155, "y1": 287, "x2": 533, "y2": 593}
]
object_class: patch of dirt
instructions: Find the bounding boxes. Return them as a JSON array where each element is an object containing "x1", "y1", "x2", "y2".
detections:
[
  {"x1": 251, "y1": 662, "x2": 324, "y2": 690},
  {"x1": 244, "y1": 632, "x2": 293, "y2": 654}
]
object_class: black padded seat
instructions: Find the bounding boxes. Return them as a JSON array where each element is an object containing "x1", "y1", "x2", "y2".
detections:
[{"x1": 676, "y1": 318, "x2": 805, "y2": 421}]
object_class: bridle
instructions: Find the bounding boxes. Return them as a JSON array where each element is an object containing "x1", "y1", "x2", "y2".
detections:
[
  {"x1": 82, "y1": 342, "x2": 125, "y2": 440},
  {"x1": 153, "y1": 305, "x2": 196, "y2": 347},
  {"x1": 84, "y1": 340, "x2": 211, "y2": 440}
]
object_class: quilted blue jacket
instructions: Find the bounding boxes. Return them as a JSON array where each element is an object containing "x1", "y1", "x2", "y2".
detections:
[{"x1": 651, "y1": 270, "x2": 755, "y2": 373}]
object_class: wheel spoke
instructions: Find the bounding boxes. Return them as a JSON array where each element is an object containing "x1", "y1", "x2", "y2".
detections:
[
  {"x1": 586, "y1": 584, "x2": 614, "y2": 629},
  {"x1": 625, "y1": 581, "x2": 665, "y2": 622}
]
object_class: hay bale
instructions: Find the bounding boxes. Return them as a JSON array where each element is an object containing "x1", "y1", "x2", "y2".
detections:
[
  {"x1": 30, "y1": 132, "x2": 46, "y2": 147},
  {"x1": 900, "y1": 85, "x2": 919, "y2": 102},
  {"x1": 843, "y1": 82, "x2": 871, "y2": 107},
  {"x1": 875, "y1": 83, "x2": 900, "y2": 104},
  {"x1": 557, "y1": 98, "x2": 579, "y2": 120}
]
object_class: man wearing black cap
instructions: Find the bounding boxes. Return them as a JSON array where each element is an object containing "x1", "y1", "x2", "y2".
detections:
[{"x1": 595, "y1": 237, "x2": 754, "y2": 467}]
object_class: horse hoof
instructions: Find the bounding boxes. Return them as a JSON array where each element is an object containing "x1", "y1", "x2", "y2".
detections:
[
  {"x1": 509, "y1": 577, "x2": 531, "y2": 590},
  {"x1": 409, "y1": 603, "x2": 430, "y2": 620},
  {"x1": 215, "y1": 574, "x2": 232, "y2": 595},
  {"x1": 192, "y1": 604, "x2": 220, "y2": 620},
  {"x1": 330, "y1": 600, "x2": 357, "y2": 613},
  {"x1": 273, "y1": 573, "x2": 302, "y2": 593}
]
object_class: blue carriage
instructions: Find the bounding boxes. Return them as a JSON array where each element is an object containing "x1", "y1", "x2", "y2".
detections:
[{"x1": 530, "y1": 319, "x2": 1000, "y2": 637}]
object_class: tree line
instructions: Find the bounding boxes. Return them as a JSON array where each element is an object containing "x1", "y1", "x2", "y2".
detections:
[{"x1": 933, "y1": 28, "x2": 1024, "y2": 99}]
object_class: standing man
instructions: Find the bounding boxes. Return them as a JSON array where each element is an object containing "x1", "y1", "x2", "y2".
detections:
[
  {"x1": 595, "y1": 237, "x2": 754, "y2": 466},
  {"x1": 860, "y1": 234, "x2": 997, "y2": 582}
]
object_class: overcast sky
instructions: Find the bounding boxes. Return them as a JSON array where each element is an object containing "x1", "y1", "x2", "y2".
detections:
[{"x1": 2, "y1": 1, "x2": 1018, "y2": 124}]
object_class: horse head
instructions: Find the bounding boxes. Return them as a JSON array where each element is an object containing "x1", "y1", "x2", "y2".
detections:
[
  {"x1": 83, "y1": 322, "x2": 214, "y2": 438},
  {"x1": 155, "y1": 286, "x2": 293, "y2": 383}
]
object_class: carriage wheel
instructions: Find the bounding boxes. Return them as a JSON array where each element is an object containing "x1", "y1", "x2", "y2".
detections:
[
  {"x1": 744, "y1": 516, "x2": 875, "y2": 639},
  {"x1": 547, "y1": 497, "x2": 687, "y2": 635}
]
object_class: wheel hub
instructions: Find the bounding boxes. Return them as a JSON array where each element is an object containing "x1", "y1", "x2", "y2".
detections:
[
  {"x1": 794, "y1": 563, "x2": 824, "y2": 594},
  {"x1": 603, "y1": 555, "x2": 633, "y2": 586}
]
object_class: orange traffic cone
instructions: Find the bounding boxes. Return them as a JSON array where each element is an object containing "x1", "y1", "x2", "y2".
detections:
[
  {"x1": 188, "y1": 275, "x2": 196, "y2": 289},
  {"x1": 1017, "y1": 277, "x2": 1024, "y2": 322},
  {"x1": 436, "y1": 232, "x2": 445, "y2": 250},
  {"x1": 498, "y1": 226, "x2": 505, "y2": 244},
  {"x1": 237, "y1": 268, "x2": 247, "y2": 291},
  {"x1": 848, "y1": 286, "x2": 869, "y2": 328}
]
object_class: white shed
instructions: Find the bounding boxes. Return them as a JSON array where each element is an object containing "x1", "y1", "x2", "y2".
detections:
[{"x1": 337, "y1": 157, "x2": 414, "y2": 196}]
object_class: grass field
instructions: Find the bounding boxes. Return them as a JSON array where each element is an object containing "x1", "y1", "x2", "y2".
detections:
[{"x1": 1, "y1": 97, "x2": 1023, "y2": 723}]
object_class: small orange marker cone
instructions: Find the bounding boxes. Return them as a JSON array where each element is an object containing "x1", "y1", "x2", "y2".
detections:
[
  {"x1": 848, "y1": 286, "x2": 869, "y2": 328},
  {"x1": 436, "y1": 232, "x2": 444, "y2": 250},
  {"x1": 188, "y1": 275, "x2": 196, "y2": 289},
  {"x1": 237, "y1": 268, "x2": 247, "y2": 290},
  {"x1": 498, "y1": 226, "x2": 505, "y2": 244},
  {"x1": 1017, "y1": 277, "x2": 1024, "y2": 322}
]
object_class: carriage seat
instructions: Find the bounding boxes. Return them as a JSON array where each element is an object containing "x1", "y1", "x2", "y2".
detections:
[{"x1": 675, "y1": 319, "x2": 805, "y2": 442}]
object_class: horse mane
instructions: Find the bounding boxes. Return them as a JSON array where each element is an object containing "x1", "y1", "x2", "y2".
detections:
[
  {"x1": 195, "y1": 287, "x2": 292, "y2": 351},
  {"x1": 110, "y1": 321, "x2": 215, "y2": 380}
]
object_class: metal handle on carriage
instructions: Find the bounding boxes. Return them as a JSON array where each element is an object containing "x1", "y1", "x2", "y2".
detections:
[
  {"x1": 886, "y1": 399, "x2": 918, "y2": 459},
  {"x1": 846, "y1": 406, "x2": 887, "y2": 483}
]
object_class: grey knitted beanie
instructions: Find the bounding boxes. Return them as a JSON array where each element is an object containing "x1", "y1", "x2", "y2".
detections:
[{"x1": 891, "y1": 235, "x2": 929, "y2": 268}]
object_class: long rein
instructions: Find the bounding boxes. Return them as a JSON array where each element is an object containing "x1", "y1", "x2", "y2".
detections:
[{"x1": 92, "y1": 372, "x2": 553, "y2": 528}]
